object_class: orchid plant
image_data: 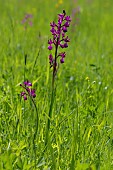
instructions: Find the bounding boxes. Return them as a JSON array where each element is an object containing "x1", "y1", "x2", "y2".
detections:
[
  {"x1": 46, "y1": 10, "x2": 71, "y2": 146},
  {"x1": 20, "y1": 80, "x2": 38, "y2": 168}
]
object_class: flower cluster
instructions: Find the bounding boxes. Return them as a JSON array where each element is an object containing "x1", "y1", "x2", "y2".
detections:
[
  {"x1": 48, "y1": 10, "x2": 71, "y2": 67},
  {"x1": 21, "y1": 13, "x2": 33, "y2": 29},
  {"x1": 20, "y1": 80, "x2": 36, "y2": 100}
]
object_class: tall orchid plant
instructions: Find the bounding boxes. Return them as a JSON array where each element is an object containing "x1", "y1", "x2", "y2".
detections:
[{"x1": 46, "y1": 10, "x2": 71, "y2": 145}]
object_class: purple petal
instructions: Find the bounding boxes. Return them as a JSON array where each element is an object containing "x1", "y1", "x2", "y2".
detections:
[
  {"x1": 64, "y1": 36, "x2": 70, "y2": 42},
  {"x1": 60, "y1": 57, "x2": 64, "y2": 63},
  {"x1": 64, "y1": 43, "x2": 68, "y2": 48},
  {"x1": 49, "y1": 54, "x2": 53, "y2": 60},
  {"x1": 62, "y1": 26, "x2": 67, "y2": 32},
  {"x1": 50, "y1": 27, "x2": 56, "y2": 34},
  {"x1": 27, "y1": 87, "x2": 30, "y2": 91},
  {"x1": 24, "y1": 81, "x2": 32, "y2": 86},
  {"x1": 21, "y1": 19, "x2": 26, "y2": 24},
  {"x1": 58, "y1": 13, "x2": 64, "y2": 20},
  {"x1": 60, "y1": 44, "x2": 64, "y2": 48},
  {"x1": 21, "y1": 92, "x2": 26, "y2": 96},
  {"x1": 48, "y1": 39, "x2": 53, "y2": 45},
  {"x1": 65, "y1": 16, "x2": 71, "y2": 22},
  {"x1": 59, "y1": 52, "x2": 66, "y2": 58},
  {"x1": 29, "y1": 21, "x2": 33, "y2": 26},
  {"x1": 64, "y1": 21, "x2": 70, "y2": 27},
  {"x1": 28, "y1": 82, "x2": 32, "y2": 86},
  {"x1": 50, "y1": 21, "x2": 56, "y2": 27},
  {"x1": 24, "y1": 95, "x2": 27, "y2": 100},
  {"x1": 58, "y1": 19, "x2": 62, "y2": 25},
  {"x1": 32, "y1": 93, "x2": 36, "y2": 98},
  {"x1": 49, "y1": 54, "x2": 53, "y2": 64},
  {"x1": 31, "y1": 89, "x2": 35, "y2": 94},
  {"x1": 48, "y1": 45, "x2": 53, "y2": 50}
]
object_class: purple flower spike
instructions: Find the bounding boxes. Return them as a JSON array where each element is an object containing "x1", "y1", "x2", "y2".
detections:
[
  {"x1": 48, "y1": 10, "x2": 71, "y2": 70},
  {"x1": 20, "y1": 80, "x2": 36, "y2": 101}
]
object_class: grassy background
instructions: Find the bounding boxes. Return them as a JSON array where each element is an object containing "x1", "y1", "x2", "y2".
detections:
[{"x1": 1, "y1": 0, "x2": 113, "y2": 169}]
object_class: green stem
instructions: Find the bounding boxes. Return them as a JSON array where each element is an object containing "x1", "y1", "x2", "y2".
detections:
[
  {"x1": 30, "y1": 97, "x2": 39, "y2": 169},
  {"x1": 45, "y1": 88, "x2": 54, "y2": 146},
  {"x1": 45, "y1": 38, "x2": 59, "y2": 146},
  {"x1": 32, "y1": 97, "x2": 39, "y2": 143}
]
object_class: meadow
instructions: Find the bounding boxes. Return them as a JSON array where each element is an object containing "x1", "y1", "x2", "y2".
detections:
[{"x1": 1, "y1": 0, "x2": 113, "y2": 169}]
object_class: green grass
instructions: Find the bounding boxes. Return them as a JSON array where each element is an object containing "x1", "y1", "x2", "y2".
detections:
[{"x1": 1, "y1": 0, "x2": 113, "y2": 169}]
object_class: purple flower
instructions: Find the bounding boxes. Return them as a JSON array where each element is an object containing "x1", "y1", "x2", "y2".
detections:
[
  {"x1": 21, "y1": 13, "x2": 33, "y2": 29},
  {"x1": 62, "y1": 26, "x2": 67, "y2": 32},
  {"x1": 48, "y1": 10, "x2": 71, "y2": 70},
  {"x1": 58, "y1": 13, "x2": 64, "y2": 20},
  {"x1": 25, "y1": 14, "x2": 33, "y2": 19},
  {"x1": 58, "y1": 19, "x2": 62, "y2": 25},
  {"x1": 48, "y1": 39, "x2": 53, "y2": 45},
  {"x1": 64, "y1": 36, "x2": 70, "y2": 42},
  {"x1": 22, "y1": 19, "x2": 26, "y2": 24},
  {"x1": 59, "y1": 52, "x2": 66, "y2": 64},
  {"x1": 50, "y1": 21, "x2": 56, "y2": 27},
  {"x1": 64, "y1": 43, "x2": 68, "y2": 48},
  {"x1": 49, "y1": 54, "x2": 53, "y2": 66},
  {"x1": 31, "y1": 89, "x2": 36, "y2": 98},
  {"x1": 60, "y1": 57, "x2": 64, "y2": 63},
  {"x1": 48, "y1": 45, "x2": 53, "y2": 50},
  {"x1": 60, "y1": 44, "x2": 65, "y2": 48},
  {"x1": 20, "y1": 80, "x2": 36, "y2": 101},
  {"x1": 65, "y1": 16, "x2": 71, "y2": 22},
  {"x1": 64, "y1": 21, "x2": 70, "y2": 27},
  {"x1": 59, "y1": 52, "x2": 66, "y2": 58},
  {"x1": 24, "y1": 80, "x2": 32, "y2": 86},
  {"x1": 29, "y1": 21, "x2": 33, "y2": 26},
  {"x1": 21, "y1": 91, "x2": 26, "y2": 96},
  {"x1": 50, "y1": 27, "x2": 56, "y2": 34},
  {"x1": 24, "y1": 95, "x2": 27, "y2": 100}
]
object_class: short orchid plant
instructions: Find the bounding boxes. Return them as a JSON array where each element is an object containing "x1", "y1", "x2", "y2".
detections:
[{"x1": 20, "y1": 80, "x2": 38, "y2": 167}]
